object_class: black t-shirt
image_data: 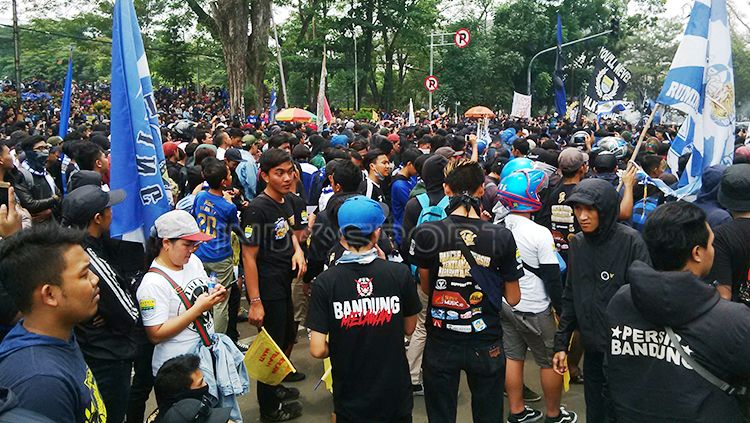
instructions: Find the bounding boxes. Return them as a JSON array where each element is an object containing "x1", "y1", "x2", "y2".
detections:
[
  {"x1": 241, "y1": 192, "x2": 302, "y2": 300},
  {"x1": 412, "y1": 215, "x2": 524, "y2": 344},
  {"x1": 706, "y1": 218, "x2": 750, "y2": 305},
  {"x1": 306, "y1": 259, "x2": 421, "y2": 422},
  {"x1": 358, "y1": 178, "x2": 384, "y2": 203},
  {"x1": 537, "y1": 182, "x2": 580, "y2": 262}
]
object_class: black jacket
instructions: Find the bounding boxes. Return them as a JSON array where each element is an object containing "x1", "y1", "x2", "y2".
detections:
[
  {"x1": 400, "y1": 155, "x2": 448, "y2": 259},
  {"x1": 607, "y1": 261, "x2": 750, "y2": 422},
  {"x1": 554, "y1": 178, "x2": 651, "y2": 353},
  {"x1": 10, "y1": 168, "x2": 58, "y2": 215},
  {"x1": 74, "y1": 234, "x2": 143, "y2": 361}
]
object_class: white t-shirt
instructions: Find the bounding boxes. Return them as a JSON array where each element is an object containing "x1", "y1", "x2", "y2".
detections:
[
  {"x1": 137, "y1": 254, "x2": 214, "y2": 375},
  {"x1": 503, "y1": 214, "x2": 558, "y2": 313}
]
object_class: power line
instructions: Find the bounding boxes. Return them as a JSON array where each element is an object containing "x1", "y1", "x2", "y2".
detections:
[{"x1": 0, "y1": 23, "x2": 223, "y2": 59}]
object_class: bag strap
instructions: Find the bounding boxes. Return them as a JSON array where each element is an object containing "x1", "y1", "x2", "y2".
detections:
[
  {"x1": 665, "y1": 327, "x2": 742, "y2": 396},
  {"x1": 443, "y1": 218, "x2": 480, "y2": 269},
  {"x1": 148, "y1": 267, "x2": 213, "y2": 347},
  {"x1": 416, "y1": 192, "x2": 429, "y2": 209}
]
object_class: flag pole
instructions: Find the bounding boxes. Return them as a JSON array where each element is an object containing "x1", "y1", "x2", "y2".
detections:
[{"x1": 629, "y1": 104, "x2": 662, "y2": 163}]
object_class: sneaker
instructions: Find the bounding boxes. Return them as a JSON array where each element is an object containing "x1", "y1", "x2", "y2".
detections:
[
  {"x1": 283, "y1": 371, "x2": 306, "y2": 383},
  {"x1": 507, "y1": 405, "x2": 543, "y2": 423},
  {"x1": 234, "y1": 341, "x2": 249, "y2": 353},
  {"x1": 260, "y1": 401, "x2": 303, "y2": 422},
  {"x1": 545, "y1": 407, "x2": 578, "y2": 423},
  {"x1": 274, "y1": 385, "x2": 300, "y2": 402},
  {"x1": 523, "y1": 385, "x2": 542, "y2": 402},
  {"x1": 412, "y1": 384, "x2": 424, "y2": 396}
]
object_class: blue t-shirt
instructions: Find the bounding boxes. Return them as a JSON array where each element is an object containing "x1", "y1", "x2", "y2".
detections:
[
  {"x1": 0, "y1": 322, "x2": 106, "y2": 423},
  {"x1": 193, "y1": 190, "x2": 239, "y2": 262}
]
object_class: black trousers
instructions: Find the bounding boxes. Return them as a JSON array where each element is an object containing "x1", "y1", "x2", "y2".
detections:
[
  {"x1": 257, "y1": 296, "x2": 296, "y2": 415},
  {"x1": 226, "y1": 281, "x2": 241, "y2": 342},
  {"x1": 583, "y1": 350, "x2": 615, "y2": 423},
  {"x1": 126, "y1": 341, "x2": 155, "y2": 423},
  {"x1": 423, "y1": 336, "x2": 506, "y2": 423},
  {"x1": 86, "y1": 357, "x2": 133, "y2": 423}
]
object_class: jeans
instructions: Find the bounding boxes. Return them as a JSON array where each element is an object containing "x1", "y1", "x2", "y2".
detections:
[
  {"x1": 257, "y1": 297, "x2": 296, "y2": 415},
  {"x1": 126, "y1": 341, "x2": 155, "y2": 423},
  {"x1": 423, "y1": 336, "x2": 506, "y2": 423},
  {"x1": 406, "y1": 287, "x2": 429, "y2": 385},
  {"x1": 583, "y1": 351, "x2": 614, "y2": 423},
  {"x1": 86, "y1": 357, "x2": 133, "y2": 423}
]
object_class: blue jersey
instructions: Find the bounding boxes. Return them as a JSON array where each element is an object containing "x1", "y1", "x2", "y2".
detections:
[{"x1": 193, "y1": 190, "x2": 239, "y2": 262}]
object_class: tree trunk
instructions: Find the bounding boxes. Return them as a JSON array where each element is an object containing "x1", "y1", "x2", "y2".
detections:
[
  {"x1": 247, "y1": 0, "x2": 271, "y2": 110},
  {"x1": 211, "y1": 0, "x2": 248, "y2": 116}
]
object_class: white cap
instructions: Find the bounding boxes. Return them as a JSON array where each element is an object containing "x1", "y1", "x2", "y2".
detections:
[{"x1": 154, "y1": 210, "x2": 213, "y2": 241}]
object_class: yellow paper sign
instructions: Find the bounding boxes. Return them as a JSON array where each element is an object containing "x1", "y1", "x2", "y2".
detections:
[
  {"x1": 322, "y1": 358, "x2": 333, "y2": 393},
  {"x1": 243, "y1": 327, "x2": 296, "y2": 385}
]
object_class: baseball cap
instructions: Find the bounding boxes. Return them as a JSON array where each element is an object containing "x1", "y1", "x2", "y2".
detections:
[
  {"x1": 345, "y1": 121, "x2": 355, "y2": 129},
  {"x1": 387, "y1": 133, "x2": 400, "y2": 142},
  {"x1": 338, "y1": 195, "x2": 387, "y2": 235},
  {"x1": 47, "y1": 136, "x2": 63, "y2": 146},
  {"x1": 718, "y1": 164, "x2": 750, "y2": 212},
  {"x1": 224, "y1": 148, "x2": 246, "y2": 162},
  {"x1": 331, "y1": 134, "x2": 349, "y2": 148},
  {"x1": 558, "y1": 147, "x2": 589, "y2": 172},
  {"x1": 159, "y1": 399, "x2": 232, "y2": 423},
  {"x1": 154, "y1": 210, "x2": 214, "y2": 241},
  {"x1": 434, "y1": 146, "x2": 460, "y2": 159},
  {"x1": 242, "y1": 134, "x2": 258, "y2": 147},
  {"x1": 62, "y1": 185, "x2": 126, "y2": 227}
]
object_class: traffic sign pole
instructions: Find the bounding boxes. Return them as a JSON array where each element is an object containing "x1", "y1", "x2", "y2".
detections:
[{"x1": 427, "y1": 29, "x2": 471, "y2": 113}]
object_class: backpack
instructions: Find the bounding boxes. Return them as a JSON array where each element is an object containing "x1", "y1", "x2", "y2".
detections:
[
  {"x1": 307, "y1": 168, "x2": 327, "y2": 207},
  {"x1": 410, "y1": 193, "x2": 450, "y2": 275},
  {"x1": 632, "y1": 192, "x2": 659, "y2": 232}
]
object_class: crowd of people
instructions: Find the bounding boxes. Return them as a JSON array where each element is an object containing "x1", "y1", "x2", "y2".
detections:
[{"x1": 1, "y1": 78, "x2": 750, "y2": 423}]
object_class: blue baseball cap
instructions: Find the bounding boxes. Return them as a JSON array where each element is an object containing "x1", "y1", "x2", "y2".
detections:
[
  {"x1": 331, "y1": 134, "x2": 350, "y2": 148},
  {"x1": 338, "y1": 195, "x2": 386, "y2": 235}
]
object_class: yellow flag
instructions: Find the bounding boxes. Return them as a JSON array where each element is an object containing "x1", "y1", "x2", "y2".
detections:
[
  {"x1": 372, "y1": 109, "x2": 378, "y2": 122},
  {"x1": 322, "y1": 358, "x2": 333, "y2": 393},
  {"x1": 243, "y1": 327, "x2": 296, "y2": 385},
  {"x1": 563, "y1": 368, "x2": 570, "y2": 392}
]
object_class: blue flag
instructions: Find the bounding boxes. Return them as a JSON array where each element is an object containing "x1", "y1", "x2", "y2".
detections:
[
  {"x1": 269, "y1": 88, "x2": 277, "y2": 123},
  {"x1": 59, "y1": 50, "x2": 73, "y2": 195},
  {"x1": 553, "y1": 14, "x2": 567, "y2": 117},
  {"x1": 656, "y1": 0, "x2": 735, "y2": 198},
  {"x1": 110, "y1": 0, "x2": 171, "y2": 241}
]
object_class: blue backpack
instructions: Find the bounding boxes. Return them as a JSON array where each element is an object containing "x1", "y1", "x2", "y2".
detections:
[
  {"x1": 410, "y1": 193, "x2": 450, "y2": 275},
  {"x1": 632, "y1": 194, "x2": 659, "y2": 232}
]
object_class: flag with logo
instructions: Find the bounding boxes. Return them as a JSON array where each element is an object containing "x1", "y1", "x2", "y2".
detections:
[
  {"x1": 656, "y1": 0, "x2": 735, "y2": 197},
  {"x1": 244, "y1": 327, "x2": 296, "y2": 385},
  {"x1": 582, "y1": 47, "x2": 631, "y2": 112},
  {"x1": 316, "y1": 49, "x2": 333, "y2": 127},
  {"x1": 553, "y1": 14, "x2": 567, "y2": 117},
  {"x1": 110, "y1": 0, "x2": 171, "y2": 241},
  {"x1": 269, "y1": 88, "x2": 277, "y2": 123},
  {"x1": 59, "y1": 49, "x2": 74, "y2": 195}
]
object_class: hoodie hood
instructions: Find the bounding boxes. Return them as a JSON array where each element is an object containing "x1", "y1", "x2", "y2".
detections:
[
  {"x1": 422, "y1": 155, "x2": 448, "y2": 194},
  {"x1": 0, "y1": 322, "x2": 74, "y2": 361},
  {"x1": 695, "y1": 164, "x2": 726, "y2": 205},
  {"x1": 566, "y1": 178, "x2": 619, "y2": 243},
  {"x1": 627, "y1": 261, "x2": 719, "y2": 327}
]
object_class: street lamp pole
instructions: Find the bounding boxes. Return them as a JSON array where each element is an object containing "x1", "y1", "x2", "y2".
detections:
[
  {"x1": 12, "y1": 0, "x2": 22, "y2": 105},
  {"x1": 526, "y1": 29, "x2": 613, "y2": 96},
  {"x1": 271, "y1": 16, "x2": 289, "y2": 108}
]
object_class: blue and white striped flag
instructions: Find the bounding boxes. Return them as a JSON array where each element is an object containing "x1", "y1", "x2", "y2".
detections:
[
  {"x1": 656, "y1": 0, "x2": 735, "y2": 198},
  {"x1": 269, "y1": 88, "x2": 277, "y2": 123},
  {"x1": 109, "y1": 0, "x2": 171, "y2": 241},
  {"x1": 596, "y1": 100, "x2": 627, "y2": 122}
]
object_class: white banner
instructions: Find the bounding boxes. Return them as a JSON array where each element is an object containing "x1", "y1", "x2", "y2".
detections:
[{"x1": 511, "y1": 92, "x2": 531, "y2": 118}]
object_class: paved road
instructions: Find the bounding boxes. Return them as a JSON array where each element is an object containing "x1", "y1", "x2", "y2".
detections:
[{"x1": 145, "y1": 324, "x2": 588, "y2": 422}]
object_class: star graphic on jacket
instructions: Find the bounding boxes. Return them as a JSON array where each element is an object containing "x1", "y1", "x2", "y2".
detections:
[
  {"x1": 682, "y1": 344, "x2": 693, "y2": 355},
  {"x1": 611, "y1": 326, "x2": 622, "y2": 339}
]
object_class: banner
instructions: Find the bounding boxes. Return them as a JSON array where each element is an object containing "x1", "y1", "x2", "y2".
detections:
[
  {"x1": 657, "y1": 0, "x2": 734, "y2": 197},
  {"x1": 110, "y1": 0, "x2": 171, "y2": 241},
  {"x1": 408, "y1": 98, "x2": 415, "y2": 125},
  {"x1": 269, "y1": 88, "x2": 277, "y2": 123},
  {"x1": 59, "y1": 50, "x2": 73, "y2": 195},
  {"x1": 316, "y1": 50, "x2": 333, "y2": 127},
  {"x1": 553, "y1": 15, "x2": 567, "y2": 117},
  {"x1": 511, "y1": 92, "x2": 531, "y2": 118},
  {"x1": 244, "y1": 327, "x2": 296, "y2": 386},
  {"x1": 582, "y1": 47, "x2": 632, "y2": 112}
]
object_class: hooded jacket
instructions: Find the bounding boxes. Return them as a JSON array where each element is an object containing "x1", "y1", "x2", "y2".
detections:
[
  {"x1": 0, "y1": 323, "x2": 106, "y2": 422},
  {"x1": 694, "y1": 165, "x2": 731, "y2": 230},
  {"x1": 401, "y1": 155, "x2": 448, "y2": 255},
  {"x1": 554, "y1": 178, "x2": 651, "y2": 353},
  {"x1": 607, "y1": 261, "x2": 750, "y2": 422}
]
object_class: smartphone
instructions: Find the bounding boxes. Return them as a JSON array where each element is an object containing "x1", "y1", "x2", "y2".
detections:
[{"x1": 0, "y1": 181, "x2": 10, "y2": 208}]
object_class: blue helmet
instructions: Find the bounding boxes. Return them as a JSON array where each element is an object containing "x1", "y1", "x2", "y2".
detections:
[
  {"x1": 497, "y1": 169, "x2": 548, "y2": 212},
  {"x1": 500, "y1": 157, "x2": 534, "y2": 180}
]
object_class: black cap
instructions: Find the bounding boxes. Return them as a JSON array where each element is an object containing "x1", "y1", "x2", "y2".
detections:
[
  {"x1": 159, "y1": 399, "x2": 232, "y2": 423},
  {"x1": 224, "y1": 148, "x2": 246, "y2": 163},
  {"x1": 718, "y1": 164, "x2": 750, "y2": 212},
  {"x1": 62, "y1": 185, "x2": 125, "y2": 227}
]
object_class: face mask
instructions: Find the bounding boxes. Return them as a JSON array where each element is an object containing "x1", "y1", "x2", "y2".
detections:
[{"x1": 26, "y1": 149, "x2": 49, "y2": 171}]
